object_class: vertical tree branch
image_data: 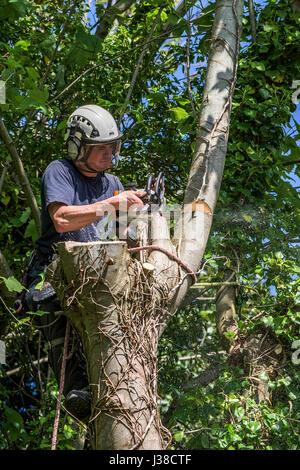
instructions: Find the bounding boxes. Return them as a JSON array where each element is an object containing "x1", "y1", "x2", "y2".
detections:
[
  {"x1": 0, "y1": 118, "x2": 41, "y2": 233},
  {"x1": 186, "y1": 1, "x2": 198, "y2": 120},
  {"x1": 0, "y1": 160, "x2": 9, "y2": 194},
  {"x1": 248, "y1": 0, "x2": 256, "y2": 42},
  {"x1": 215, "y1": 268, "x2": 239, "y2": 349},
  {"x1": 118, "y1": 2, "x2": 166, "y2": 125}
]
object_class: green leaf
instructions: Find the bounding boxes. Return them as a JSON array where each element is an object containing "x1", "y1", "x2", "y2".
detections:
[
  {"x1": 244, "y1": 108, "x2": 257, "y2": 118},
  {"x1": 263, "y1": 24, "x2": 278, "y2": 33},
  {"x1": 40, "y1": 35, "x2": 56, "y2": 54},
  {"x1": 66, "y1": 27, "x2": 103, "y2": 66},
  {"x1": 248, "y1": 421, "x2": 261, "y2": 432},
  {"x1": 16, "y1": 87, "x2": 48, "y2": 114},
  {"x1": 11, "y1": 207, "x2": 31, "y2": 227},
  {"x1": 1, "y1": 192, "x2": 10, "y2": 205},
  {"x1": 242, "y1": 214, "x2": 252, "y2": 223},
  {"x1": 250, "y1": 61, "x2": 266, "y2": 71},
  {"x1": 24, "y1": 219, "x2": 39, "y2": 242},
  {"x1": 25, "y1": 66, "x2": 40, "y2": 82},
  {"x1": 149, "y1": 92, "x2": 165, "y2": 103},
  {"x1": 15, "y1": 39, "x2": 30, "y2": 50},
  {"x1": 34, "y1": 272, "x2": 45, "y2": 290},
  {"x1": 0, "y1": 276, "x2": 25, "y2": 292},
  {"x1": 3, "y1": 404, "x2": 29, "y2": 443},
  {"x1": 76, "y1": 30, "x2": 103, "y2": 52},
  {"x1": 170, "y1": 107, "x2": 188, "y2": 121},
  {"x1": 234, "y1": 406, "x2": 245, "y2": 419},
  {"x1": 174, "y1": 431, "x2": 184, "y2": 442},
  {"x1": 288, "y1": 391, "x2": 297, "y2": 400},
  {"x1": 258, "y1": 88, "x2": 271, "y2": 99},
  {"x1": 55, "y1": 64, "x2": 65, "y2": 91},
  {"x1": 16, "y1": 317, "x2": 31, "y2": 326},
  {"x1": 57, "y1": 119, "x2": 67, "y2": 132},
  {"x1": 97, "y1": 98, "x2": 113, "y2": 108},
  {"x1": 201, "y1": 434, "x2": 210, "y2": 448},
  {"x1": 160, "y1": 10, "x2": 168, "y2": 23},
  {"x1": 258, "y1": 371, "x2": 268, "y2": 381},
  {"x1": 167, "y1": 13, "x2": 180, "y2": 25}
]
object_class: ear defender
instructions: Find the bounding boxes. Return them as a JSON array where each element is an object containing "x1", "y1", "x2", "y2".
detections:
[{"x1": 65, "y1": 122, "x2": 84, "y2": 159}]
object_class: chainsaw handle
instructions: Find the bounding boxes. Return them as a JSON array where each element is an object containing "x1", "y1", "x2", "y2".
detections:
[
  {"x1": 155, "y1": 171, "x2": 165, "y2": 205},
  {"x1": 120, "y1": 172, "x2": 166, "y2": 207},
  {"x1": 141, "y1": 175, "x2": 154, "y2": 204},
  {"x1": 146, "y1": 175, "x2": 154, "y2": 194}
]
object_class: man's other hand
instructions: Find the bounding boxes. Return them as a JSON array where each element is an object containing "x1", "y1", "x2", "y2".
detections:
[{"x1": 114, "y1": 190, "x2": 146, "y2": 210}]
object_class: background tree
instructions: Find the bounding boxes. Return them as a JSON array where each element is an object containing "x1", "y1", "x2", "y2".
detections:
[{"x1": 0, "y1": 0, "x2": 299, "y2": 450}]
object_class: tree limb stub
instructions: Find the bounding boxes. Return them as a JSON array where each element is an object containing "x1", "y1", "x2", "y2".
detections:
[{"x1": 216, "y1": 268, "x2": 239, "y2": 348}]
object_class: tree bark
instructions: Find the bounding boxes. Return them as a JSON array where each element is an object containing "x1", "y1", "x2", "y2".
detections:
[{"x1": 170, "y1": 0, "x2": 244, "y2": 316}]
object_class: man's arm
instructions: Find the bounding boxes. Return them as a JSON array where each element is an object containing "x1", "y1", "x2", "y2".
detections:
[{"x1": 49, "y1": 190, "x2": 145, "y2": 233}]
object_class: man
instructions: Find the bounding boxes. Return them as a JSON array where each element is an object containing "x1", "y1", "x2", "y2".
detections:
[{"x1": 26, "y1": 104, "x2": 145, "y2": 421}]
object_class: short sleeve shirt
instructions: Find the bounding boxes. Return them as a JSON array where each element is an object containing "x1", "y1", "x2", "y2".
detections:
[{"x1": 35, "y1": 158, "x2": 123, "y2": 257}]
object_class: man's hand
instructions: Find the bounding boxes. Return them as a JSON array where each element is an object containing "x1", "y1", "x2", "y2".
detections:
[{"x1": 113, "y1": 190, "x2": 146, "y2": 210}]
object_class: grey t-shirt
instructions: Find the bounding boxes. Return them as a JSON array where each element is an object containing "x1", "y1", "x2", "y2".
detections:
[{"x1": 35, "y1": 158, "x2": 123, "y2": 257}]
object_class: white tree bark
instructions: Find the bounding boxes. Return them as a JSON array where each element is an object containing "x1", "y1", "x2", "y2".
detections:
[{"x1": 170, "y1": 0, "x2": 244, "y2": 314}]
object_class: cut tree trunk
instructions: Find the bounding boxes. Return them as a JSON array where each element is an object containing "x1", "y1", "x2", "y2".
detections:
[{"x1": 47, "y1": 241, "x2": 172, "y2": 450}]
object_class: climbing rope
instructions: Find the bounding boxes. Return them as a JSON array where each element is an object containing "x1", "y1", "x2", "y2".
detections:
[{"x1": 51, "y1": 319, "x2": 70, "y2": 450}]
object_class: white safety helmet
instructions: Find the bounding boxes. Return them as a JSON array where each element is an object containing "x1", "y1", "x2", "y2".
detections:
[{"x1": 64, "y1": 104, "x2": 123, "y2": 164}]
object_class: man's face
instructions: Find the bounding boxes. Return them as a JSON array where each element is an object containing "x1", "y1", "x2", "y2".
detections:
[{"x1": 77, "y1": 143, "x2": 114, "y2": 175}]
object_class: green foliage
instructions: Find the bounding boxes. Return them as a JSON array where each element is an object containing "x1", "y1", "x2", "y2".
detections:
[
  {"x1": 2, "y1": 404, "x2": 29, "y2": 447},
  {"x1": 0, "y1": 379, "x2": 83, "y2": 449},
  {"x1": 159, "y1": 301, "x2": 300, "y2": 450},
  {"x1": 0, "y1": 0, "x2": 29, "y2": 20}
]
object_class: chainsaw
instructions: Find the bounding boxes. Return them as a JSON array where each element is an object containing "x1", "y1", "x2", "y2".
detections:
[
  {"x1": 114, "y1": 171, "x2": 166, "y2": 212},
  {"x1": 113, "y1": 172, "x2": 166, "y2": 244}
]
